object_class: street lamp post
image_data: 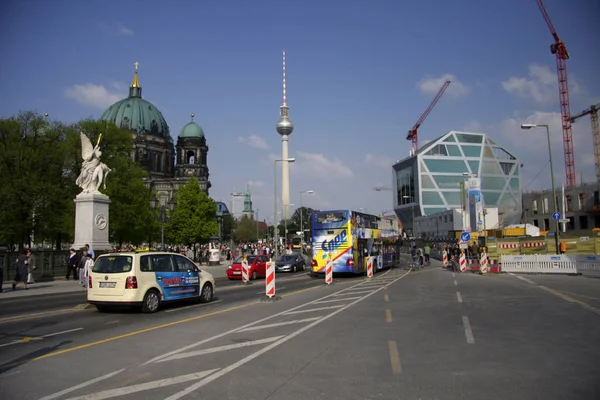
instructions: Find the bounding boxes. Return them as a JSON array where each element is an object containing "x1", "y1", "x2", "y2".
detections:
[
  {"x1": 300, "y1": 190, "x2": 314, "y2": 243},
  {"x1": 403, "y1": 195, "x2": 415, "y2": 238},
  {"x1": 274, "y1": 158, "x2": 296, "y2": 261},
  {"x1": 150, "y1": 195, "x2": 176, "y2": 251},
  {"x1": 521, "y1": 123, "x2": 560, "y2": 254}
]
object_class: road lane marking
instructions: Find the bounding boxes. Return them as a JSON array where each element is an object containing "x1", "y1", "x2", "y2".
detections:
[
  {"x1": 452, "y1": 273, "x2": 456, "y2": 278},
  {"x1": 284, "y1": 305, "x2": 345, "y2": 315},
  {"x1": 62, "y1": 369, "x2": 219, "y2": 400},
  {"x1": 0, "y1": 327, "x2": 84, "y2": 348},
  {"x1": 312, "y1": 296, "x2": 362, "y2": 304},
  {"x1": 454, "y1": 280, "x2": 457, "y2": 286},
  {"x1": 462, "y1": 316, "x2": 475, "y2": 344},
  {"x1": 157, "y1": 336, "x2": 285, "y2": 363},
  {"x1": 385, "y1": 309, "x2": 392, "y2": 323},
  {"x1": 164, "y1": 299, "x2": 223, "y2": 313},
  {"x1": 39, "y1": 369, "x2": 126, "y2": 400},
  {"x1": 42, "y1": 328, "x2": 83, "y2": 338},
  {"x1": 509, "y1": 273, "x2": 538, "y2": 286},
  {"x1": 237, "y1": 317, "x2": 322, "y2": 333},
  {"x1": 332, "y1": 289, "x2": 374, "y2": 296},
  {"x1": 388, "y1": 340, "x2": 402, "y2": 374},
  {"x1": 456, "y1": 292, "x2": 463, "y2": 303},
  {"x1": 539, "y1": 286, "x2": 600, "y2": 316},
  {"x1": 164, "y1": 268, "x2": 411, "y2": 399},
  {"x1": 559, "y1": 291, "x2": 600, "y2": 301},
  {"x1": 384, "y1": 294, "x2": 389, "y2": 302},
  {"x1": 11, "y1": 336, "x2": 43, "y2": 344}
]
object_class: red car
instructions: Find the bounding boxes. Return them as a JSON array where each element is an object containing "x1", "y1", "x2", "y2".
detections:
[{"x1": 226, "y1": 255, "x2": 270, "y2": 280}]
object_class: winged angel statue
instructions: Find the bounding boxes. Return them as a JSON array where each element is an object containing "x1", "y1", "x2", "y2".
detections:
[{"x1": 75, "y1": 132, "x2": 111, "y2": 194}]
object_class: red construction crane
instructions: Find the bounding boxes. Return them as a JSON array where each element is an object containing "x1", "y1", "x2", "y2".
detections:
[
  {"x1": 406, "y1": 80, "x2": 451, "y2": 155},
  {"x1": 571, "y1": 104, "x2": 600, "y2": 183},
  {"x1": 536, "y1": 0, "x2": 576, "y2": 187}
]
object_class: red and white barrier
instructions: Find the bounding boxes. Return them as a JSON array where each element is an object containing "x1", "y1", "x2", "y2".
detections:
[
  {"x1": 265, "y1": 261, "x2": 275, "y2": 298},
  {"x1": 325, "y1": 258, "x2": 333, "y2": 285},
  {"x1": 499, "y1": 243, "x2": 519, "y2": 249},
  {"x1": 443, "y1": 251, "x2": 448, "y2": 268},
  {"x1": 366, "y1": 257, "x2": 373, "y2": 278},
  {"x1": 241, "y1": 258, "x2": 249, "y2": 283},
  {"x1": 522, "y1": 242, "x2": 545, "y2": 248},
  {"x1": 459, "y1": 253, "x2": 467, "y2": 272},
  {"x1": 480, "y1": 252, "x2": 488, "y2": 274}
]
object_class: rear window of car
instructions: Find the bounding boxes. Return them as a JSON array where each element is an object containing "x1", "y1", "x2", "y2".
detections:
[{"x1": 93, "y1": 255, "x2": 133, "y2": 273}]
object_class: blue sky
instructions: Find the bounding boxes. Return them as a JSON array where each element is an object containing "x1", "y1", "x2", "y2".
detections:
[{"x1": 1, "y1": 0, "x2": 599, "y2": 220}]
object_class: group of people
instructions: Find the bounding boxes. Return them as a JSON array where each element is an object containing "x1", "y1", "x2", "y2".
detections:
[
  {"x1": 410, "y1": 244, "x2": 431, "y2": 270},
  {"x1": 66, "y1": 245, "x2": 95, "y2": 288},
  {"x1": 2, "y1": 248, "x2": 37, "y2": 292}
]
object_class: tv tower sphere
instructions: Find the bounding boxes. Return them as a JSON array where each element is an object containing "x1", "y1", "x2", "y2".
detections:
[{"x1": 276, "y1": 111, "x2": 294, "y2": 136}]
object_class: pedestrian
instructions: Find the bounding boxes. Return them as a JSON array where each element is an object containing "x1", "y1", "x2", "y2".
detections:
[
  {"x1": 78, "y1": 249, "x2": 88, "y2": 285},
  {"x1": 82, "y1": 252, "x2": 94, "y2": 288},
  {"x1": 0, "y1": 257, "x2": 4, "y2": 293},
  {"x1": 67, "y1": 248, "x2": 79, "y2": 280},
  {"x1": 85, "y1": 244, "x2": 95, "y2": 260},
  {"x1": 12, "y1": 249, "x2": 29, "y2": 290},
  {"x1": 26, "y1": 248, "x2": 36, "y2": 284}
]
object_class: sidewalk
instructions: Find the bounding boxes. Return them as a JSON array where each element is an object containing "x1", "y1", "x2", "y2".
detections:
[{"x1": 0, "y1": 279, "x2": 86, "y2": 299}]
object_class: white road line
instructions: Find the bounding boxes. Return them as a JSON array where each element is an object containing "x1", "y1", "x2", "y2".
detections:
[
  {"x1": 283, "y1": 305, "x2": 345, "y2": 315},
  {"x1": 164, "y1": 299, "x2": 223, "y2": 313},
  {"x1": 456, "y1": 292, "x2": 463, "y2": 303},
  {"x1": 144, "y1": 268, "x2": 393, "y2": 365},
  {"x1": 509, "y1": 273, "x2": 538, "y2": 286},
  {"x1": 42, "y1": 328, "x2": 83, "y2": 338},
  {"x1": 332, "y1": 290, "x2": 374, "y2": 296},
  {"x1": 312, "y1": 296, "x2": 362, "y2": 304},
  {"x1": 237, "y1": 317, "x2": 321, "y2": 333},
  {"x1": 62, "y1": 369, "x2": 219, "y2": 400},
  {"x1": 164, "y1": 268, "x2": 411, "y2": 400},
  {"x1": 39, "y1": 369, "x2": 126, "y2": 400},
  {"x1": 256, "y1": 287, "x2": 286, "y2": 295},
  {"x1": 158, "y1": 336, "x2": 284, "y2": 363},
  {"x1": 452, "y1": 273, "x2": 456, "y2": 278},
  {"x1": 355, "y1": 285, "x2": 385, "y2": 290},
  {"x1": 454, "y1": 280, "x2": 458, "y2": 286},
  {"x1": 462, "y1": 316, "x2": 475, "y2": 344}
]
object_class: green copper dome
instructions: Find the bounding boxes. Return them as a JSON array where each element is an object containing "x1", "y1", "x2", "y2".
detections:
[
  {"x1": 100, "y1": 69, "x2": 170, "y2": 138},
  {"x1": 179, "y1": 115, "x2": 205, "y2": 138}
]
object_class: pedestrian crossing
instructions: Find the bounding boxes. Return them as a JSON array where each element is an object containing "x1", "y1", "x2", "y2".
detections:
[{"x1": 42, "y1": 268, "x2": 411, "y2": 400}]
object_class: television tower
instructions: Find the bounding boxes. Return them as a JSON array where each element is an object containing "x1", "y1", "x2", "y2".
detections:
[{"x1": 276, "y1": 50, "x2": 294, "y2": 219}]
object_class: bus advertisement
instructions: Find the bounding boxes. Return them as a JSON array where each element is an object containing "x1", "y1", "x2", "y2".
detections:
[{"x1": 310, "y1": 210, "x2": 401, "y2": 275}]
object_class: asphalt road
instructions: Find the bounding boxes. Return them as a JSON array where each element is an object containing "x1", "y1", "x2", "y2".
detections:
[{"x1": 1, "y1": 262, "x2": 599, "y2": 400}]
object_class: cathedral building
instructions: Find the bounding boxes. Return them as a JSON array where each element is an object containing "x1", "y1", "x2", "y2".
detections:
[{"x1": 99, "y1": 64, "x2": 211, "y2": 202}]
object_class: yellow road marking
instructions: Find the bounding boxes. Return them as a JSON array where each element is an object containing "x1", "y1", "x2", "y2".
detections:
[
  {"x1": 385, "y1": 309, "x2": 392, "y2": 323},
  {"x1": 559, "y1": 291, "x2": 600, "y2": 302},
  {"x1": 388, "y1": 340, "x2": 402, "y2": 374},
  {"x1": 384, "y1": 294, "x2": 389, "y2": 302},
  {"x1": 12, "y1": 336, "x2": 43, "y2": 344},
  {"x1": 541, "y1": 287, "x2": 600, "y2": 316}
]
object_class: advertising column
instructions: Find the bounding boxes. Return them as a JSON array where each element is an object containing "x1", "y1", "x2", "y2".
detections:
[{"x1": 466, "y1": 177, "x2": 483, "y2": 232}]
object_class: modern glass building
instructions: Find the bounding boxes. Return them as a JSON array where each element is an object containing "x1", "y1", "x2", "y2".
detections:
[{"x1": 392, "y1": 131, "x2": 522, "y2": 234}]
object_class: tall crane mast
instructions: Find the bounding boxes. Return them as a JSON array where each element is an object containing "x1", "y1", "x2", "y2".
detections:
[
  {"x1": 406, "y1": 80, "x2": 451, "y2": 156},
  {"x1": 535, "y1": 0, "x2": 576, "y2": 187},
  {"x1": 571, "y1": 104, "x2": 600, "y2": 183}
]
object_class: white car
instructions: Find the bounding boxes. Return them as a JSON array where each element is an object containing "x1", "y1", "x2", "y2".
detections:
[{"x1": 87, "y1": 251, "x2": 215, "y2": 313}]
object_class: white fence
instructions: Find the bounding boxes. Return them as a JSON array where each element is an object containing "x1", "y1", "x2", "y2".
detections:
[{"x1": 500, "y1": 254, "x2": 600, "y2": 274}]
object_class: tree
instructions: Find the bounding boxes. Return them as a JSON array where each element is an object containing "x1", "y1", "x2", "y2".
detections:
[
  {"x1": 220, "y1": 214, "x2": 234, "y2": 241},
  {"x1": 289, "y1": 207, "x2": 319, "y2": 239},
  {"x1": 233, "y1": 216, "x2": 258, "y2": 242},
  {"x1": 166, "y1": 178, "x2": 218, "y2": 246}
]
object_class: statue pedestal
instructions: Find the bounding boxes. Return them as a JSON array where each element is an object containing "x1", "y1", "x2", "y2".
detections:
[{"x1": 73, "y1": 192, "x2": 112, "y2": 251}]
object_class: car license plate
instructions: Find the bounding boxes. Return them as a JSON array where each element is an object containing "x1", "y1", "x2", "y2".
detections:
[
  {"x1": 233, "y1": 271, "x2": 241, "y2": 275},
  {"x1": 99, "y1": 282, "x2": 116, "y2": 288}
]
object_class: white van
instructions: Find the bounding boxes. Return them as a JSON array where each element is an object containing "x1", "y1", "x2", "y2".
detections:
[{"x1": 87, "y1": 251, "x2": 215, "y2": 313}]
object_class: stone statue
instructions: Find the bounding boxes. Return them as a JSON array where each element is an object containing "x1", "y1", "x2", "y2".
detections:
[{"x1": 76, "y1": 132, "x2": 111, "y2": 194}]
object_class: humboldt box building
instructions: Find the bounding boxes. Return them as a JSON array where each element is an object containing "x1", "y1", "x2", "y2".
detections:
[{"x1": 392, "y1": 131, "x2": 522, "y2": 234}]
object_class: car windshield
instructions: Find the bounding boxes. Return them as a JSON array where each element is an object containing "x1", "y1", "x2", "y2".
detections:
[
  {"x1": 279, "y1": 255, "x2": 296, "y2": 262},
  {"x1": 93, "y1": 255, "x2": 133, "y2": 273},
  {"x1": 234, "y1": 255, "x2": 256, "y2": 264}
]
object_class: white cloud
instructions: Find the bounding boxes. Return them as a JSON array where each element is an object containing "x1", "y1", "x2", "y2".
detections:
[
  {"x1": 462, "y1": 121, "x2": 483, "y2": 132},
  {"x1": 417, "y1": 74, "x2": 469, "y2": 98},
  {"x1": 364, "y1": 153, "x2": 395, "y2": 169},
  {"x1": 293, "y1": 151, "x2": 354, "y2": 180},
  {"x1": 64, "y1": 83, "x2": 121, "y2": 109},
  {"x1": 117, "y1": 24, "x2": 134, "y2": 36},
  {"x1": 248, "y1": 180, "x2": 265, "y2": 188},
  {"x1": 237, "y1": 135, "x2": 270, "y2": 150},
  {"x1": 502, "y1": 64, "x2": 581, "y2": 104}
]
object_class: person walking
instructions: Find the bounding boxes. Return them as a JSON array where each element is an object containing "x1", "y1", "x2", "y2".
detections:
[
  {"x1": 78, "y1": 249, "x2": 88, "y2": 285},
  {"x1": 66, "y1": 248, "x2": 79, "y2": 280},
  {"x1": 26, "y1": 248, "x2": 36, "y2": 284},
  {"x1": 12, "y1": 249, "x2": 29, "y2": 290},
  {"x1": 82, "y1": 252, "x2": 94, "y2": 289}
]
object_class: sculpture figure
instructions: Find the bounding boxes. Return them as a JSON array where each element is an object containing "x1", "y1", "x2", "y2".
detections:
[{"x1": 76, "y1": 132, "x2": 111, "y2": 194}]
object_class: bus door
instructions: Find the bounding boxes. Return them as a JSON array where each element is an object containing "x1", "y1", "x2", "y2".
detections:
[{"x1": 356, "y1": 239, "x2": 368, "y2": 274}]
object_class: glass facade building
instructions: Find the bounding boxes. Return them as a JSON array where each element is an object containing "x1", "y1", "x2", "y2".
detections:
[{"x1": 392, "y1": 131, "x2": 522, "y2": 234}]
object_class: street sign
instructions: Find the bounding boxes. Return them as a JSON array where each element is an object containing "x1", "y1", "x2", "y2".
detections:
[
  {"x1": 478, "y1": 220, "x2": 483, "y2": 225},
  {"x1": 460, "y1": 232, "x2": 471, "y2": 242},
  {"x1": 552, "y1": 211, "x2": 561, "y2": 221},
  {"x1": 559, "y1": 218, "x2": 570, "y2": 223}
]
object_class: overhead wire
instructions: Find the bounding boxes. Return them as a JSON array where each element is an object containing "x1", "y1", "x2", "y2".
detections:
[{"x1": 524, "y1": 160, "x2": 550, "y2": 188}]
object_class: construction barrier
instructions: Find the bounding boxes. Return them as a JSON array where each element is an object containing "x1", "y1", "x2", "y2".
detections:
[
  {"x1": 572, "y1": 255, "x2": 600, "y2": 273},
  {"x1": 325, "y1": 258, "x2": 333, "y2": 285},
  {"x1": 265, "y1": 261, "x2": 275, "y2": 298},
  {"x1": 500, "y1": 255, "x2": 577, "y2": 274},
  {"x1": 241, "y1": 258, "x2": 249, "y2": 283},
  {"x1": 480, "y1": 252, "x2": 488, "y2": 274},
  {"x1": 443, "y1": 251, "x2": 448, "y2": 268},
  {"x1": 366, "y1": 257, "x2": 374, "y2": 278},
  {"x1": 459, "y1": 253, "x2": 467, "y2": 272}
]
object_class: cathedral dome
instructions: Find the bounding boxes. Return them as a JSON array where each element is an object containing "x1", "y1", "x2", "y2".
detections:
[
  {"x1": 100, "y1": 65, "x2": 170, "y2": 138},
  {"x1": 179, "y1": 114, "x2": 205, "y2": 138}
]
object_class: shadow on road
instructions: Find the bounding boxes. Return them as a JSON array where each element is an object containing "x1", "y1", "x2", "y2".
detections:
[{"x1": 0, "y1": 340, "x2": 71, "y2": 375}]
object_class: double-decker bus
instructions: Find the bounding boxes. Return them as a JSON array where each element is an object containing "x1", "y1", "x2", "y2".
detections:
[
  {"x1": 290, "y1": 234, "x2": 303, "y2": 250},
  {"x1": 310, "y1": 210, "x2": 401, "y2": 275}
]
